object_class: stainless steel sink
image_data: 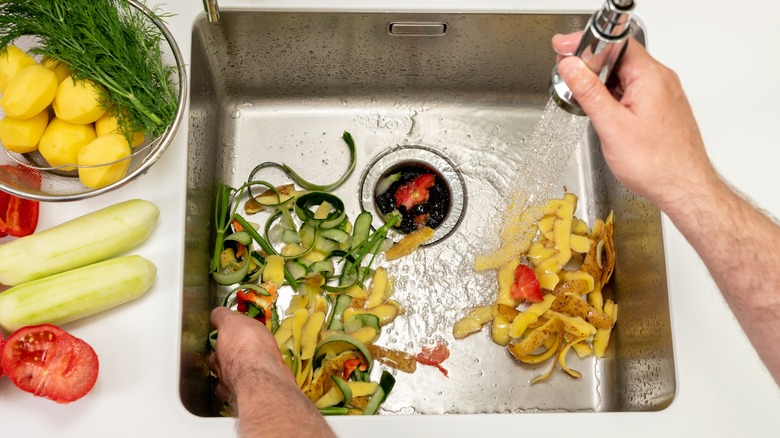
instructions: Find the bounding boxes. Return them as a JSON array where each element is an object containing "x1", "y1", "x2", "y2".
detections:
[{"x1": 180, "y1": 10, "x2": 675, "y2": 417}]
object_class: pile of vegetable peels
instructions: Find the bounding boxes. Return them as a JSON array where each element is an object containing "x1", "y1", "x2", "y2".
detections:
[
  {"x1": 209, "y1": 132, "x2": 436, "y2": 415},
  {"x1": 456, "y1": 193, "x2": 617, "y2": 384}
]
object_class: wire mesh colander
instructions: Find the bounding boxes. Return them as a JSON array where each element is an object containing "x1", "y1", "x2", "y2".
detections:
[{"x1": 0, "y1": 0, "x2": 187, "y2": 202}]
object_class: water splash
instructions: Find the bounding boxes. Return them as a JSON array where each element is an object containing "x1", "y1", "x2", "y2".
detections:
[
  {"x1": 380, "y1": 98, "x2": 592, "y2": 414},
  {"x1": 491, "y1": 99, "x2": 590, "y2": 263}
]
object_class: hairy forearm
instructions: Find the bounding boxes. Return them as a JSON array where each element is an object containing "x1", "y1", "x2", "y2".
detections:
[
  {"x1": 661, "y1": 173, "x2": 780, "y2": 385},
  {"x1": 233, "y1": 368, "x2": 335, "y2": 438}
]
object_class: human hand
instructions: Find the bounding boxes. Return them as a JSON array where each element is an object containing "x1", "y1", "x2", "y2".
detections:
[
  {"x1": 208, "y1": 306, "x2": 294, "y2": 404},
  {"x1": 209, "y1": 307, "x2": 335, "y2": 437},
  {"x1": 552, "y1": 33, "x2": 717, "y2": 210}
]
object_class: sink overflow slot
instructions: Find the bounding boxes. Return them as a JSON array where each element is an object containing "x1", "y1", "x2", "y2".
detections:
[{"x1": 388, "y1": 22, "x2": 447, "y2": 36}]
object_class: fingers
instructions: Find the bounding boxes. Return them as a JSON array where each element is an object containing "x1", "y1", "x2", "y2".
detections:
[
  {"x1": 611, "y1": 38, "x2": 654, "y2": 86},
  {"x1": 552, "y1": 32, "x2": 583, "y2": 56},
  {"x1": 208, "y1": 351, "x2": 217, "y2": 372},
  {"x1": 210, "y1": 305, "x2": 232, "y2": 328},
  {"x1": 208, "y1": 351, "x2": 232, "y2": 402},
  {"x1": 214, "y1": 380, "x2": 232, "y2": 403},
  {"x1": 554, "y1": 32, "x2": 655, "y2": 87},
  {"x1": 556, "y1": 56, "x2": 623, "y2": 124}
]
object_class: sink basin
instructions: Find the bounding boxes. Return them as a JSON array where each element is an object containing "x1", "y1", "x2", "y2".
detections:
[{"x1": 180, "y1": 10, "x2": 675, "y2": 417}]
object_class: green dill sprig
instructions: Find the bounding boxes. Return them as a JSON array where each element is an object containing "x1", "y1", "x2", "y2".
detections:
[{"x1": 0, "y1": 0, "x2": 179, "y2": 139}]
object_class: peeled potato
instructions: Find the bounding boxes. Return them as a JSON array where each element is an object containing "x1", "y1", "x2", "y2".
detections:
[
  {"x1": 77, "y1": 133, "x2": 131, "y2": 188},
  {"x1": 0, "y1": 110, "x2": 49, "y2": 153},
  {"x1": 52, "y1": 75, "x2": 106, "y2": 124},
  {"x1": 0, "y1": 64, "x2": 58, "y2": 119},
  {"x1": 95, "y1": 111, "x2": 144, "y2": 148},
  {"x1": 39, "y1": 117, "x2": 97, "y2": 170},
  {"x1": 0, "y1": 45, "x2": 37, "y2": 93},
  {"x1": 41, "y1": 57, "x2": 72, "y2": 84}
]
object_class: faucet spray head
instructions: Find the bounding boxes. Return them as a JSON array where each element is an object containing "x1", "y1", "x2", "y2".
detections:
[{"x1": 550, "y1": 0, "x2": 635, "y2": 115}]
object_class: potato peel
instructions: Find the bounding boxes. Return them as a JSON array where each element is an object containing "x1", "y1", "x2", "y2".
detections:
[
  {"x1": 385, "y1": 226, "x2": 434, "y2": 261},
  {"x1": 460, "y1": 193, "x2": 618, "y2": 384}
]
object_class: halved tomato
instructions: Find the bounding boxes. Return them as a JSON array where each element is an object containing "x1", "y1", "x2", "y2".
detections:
[{"x1": 1, "y1": 324, "x2": 99, "y2": 403}]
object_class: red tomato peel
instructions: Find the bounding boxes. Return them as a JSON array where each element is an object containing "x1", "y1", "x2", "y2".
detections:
[
  {"x1": 1, "y1": 324, "x2": 99, "y2": 404},
  {"x1": 511, "y1": 265, "x2": 543, "y2": 303},
  {"x1": 416, "y1": 342, "x2": 450, "y2": 377},
  {"x1": 394, "y1": 174, "x2": 436, "y2": 210}
]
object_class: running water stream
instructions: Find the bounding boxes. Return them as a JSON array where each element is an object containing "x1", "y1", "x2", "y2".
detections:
[{"x1": 492, "y1": 99, "x2": 591, "y2": 265}]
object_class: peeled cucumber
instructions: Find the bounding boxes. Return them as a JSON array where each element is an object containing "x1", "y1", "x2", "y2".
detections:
[
  {"x1": 0, "y1": 255, "x2": 156, "y2": 333},
  {"x1": 0, "y1": 199, "x2": 159, "y2": 286}
]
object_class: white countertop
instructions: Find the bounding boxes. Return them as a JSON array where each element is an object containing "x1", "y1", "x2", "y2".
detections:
[{"x1": 1, "y1": 1, "x2": 778, "y2": 436}]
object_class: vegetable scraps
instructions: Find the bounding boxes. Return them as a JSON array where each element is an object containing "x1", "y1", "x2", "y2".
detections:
[
  {"x1": 456, "y1": 193, "x2": 618, "y2": 384},
  {"x1": 375, "y1": 165, "x2": 450, "y2": 234},
  {"x1": 209, "y1": 132, "x2": 431, "y2": 415},
  {"x1": 415, "y1": 342, "x2": 451, "y2": 378},
  {"x1": 0, "y1": 0, "x2": 179, "y2": 139}
]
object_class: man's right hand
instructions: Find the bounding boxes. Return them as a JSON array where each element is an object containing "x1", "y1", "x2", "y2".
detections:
[{"x1": 553, "y1": 33, "x2": 716, "y2": 212}]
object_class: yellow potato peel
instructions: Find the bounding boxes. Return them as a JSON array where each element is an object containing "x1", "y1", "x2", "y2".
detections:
[{"x1": 459, "y1": 193, "x2": 619, "y2": 384}]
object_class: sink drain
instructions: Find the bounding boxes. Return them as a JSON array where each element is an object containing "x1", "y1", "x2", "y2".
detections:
[{"x1": 359, "y1": 145, "x2": 466, "y2": 246}]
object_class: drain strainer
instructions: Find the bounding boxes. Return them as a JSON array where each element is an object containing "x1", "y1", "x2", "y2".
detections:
[{"x1": 359, "y1": 145, "x2": 466, "y2": 246}]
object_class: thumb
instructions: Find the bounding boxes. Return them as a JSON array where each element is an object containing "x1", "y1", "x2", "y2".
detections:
[
  {"x1": 210, "y1": 305, "x2": 232, "y2": 328},
  {"x1": 557, "y1": 56, "x2": 622, "y2": 125}
]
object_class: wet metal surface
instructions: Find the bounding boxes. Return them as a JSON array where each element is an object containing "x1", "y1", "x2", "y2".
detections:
[{"x1": 180, "y1": 11, "x2": 674, "y2": 417}]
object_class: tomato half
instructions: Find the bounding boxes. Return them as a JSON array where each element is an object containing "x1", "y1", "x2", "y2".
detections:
[{"x1": 1, "y1": 324, "x2": 99, "y2": 403}]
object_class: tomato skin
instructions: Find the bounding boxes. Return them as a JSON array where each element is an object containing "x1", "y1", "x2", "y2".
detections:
[
  {"x1": 393, "y1": 174, "x2": 436, "y2": 210},
  {"x1": 1, "y1": 324, "x2": 99, "y2": 403},
  {"x1": 510, "y1": 265, "x2": 543, "y2": 303},
  {"x1": 416, "y1": 342, "x2": 451, "y2": 377}
]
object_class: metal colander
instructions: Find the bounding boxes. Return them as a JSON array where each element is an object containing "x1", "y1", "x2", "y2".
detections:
[{"x1": 0, "y1": 0, "x2": 186, "y2": 202}]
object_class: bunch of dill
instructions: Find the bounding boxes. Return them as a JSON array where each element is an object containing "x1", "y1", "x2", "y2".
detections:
[{"x1": 0, "y1": 0, "x2": 179, "y2": 139}]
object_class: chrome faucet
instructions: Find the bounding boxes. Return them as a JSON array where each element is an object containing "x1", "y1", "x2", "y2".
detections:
[
  {"x1": 550, "y1": 0, "x2": 635, "y2": 115},
  {"x1": 202, "y1": 0, "x2": 220, "y2": 23}
]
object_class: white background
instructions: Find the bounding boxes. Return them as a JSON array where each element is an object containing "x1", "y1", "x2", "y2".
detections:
[{"x1": 0, "y1": 1, "x2": 778, "y2": 436}]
